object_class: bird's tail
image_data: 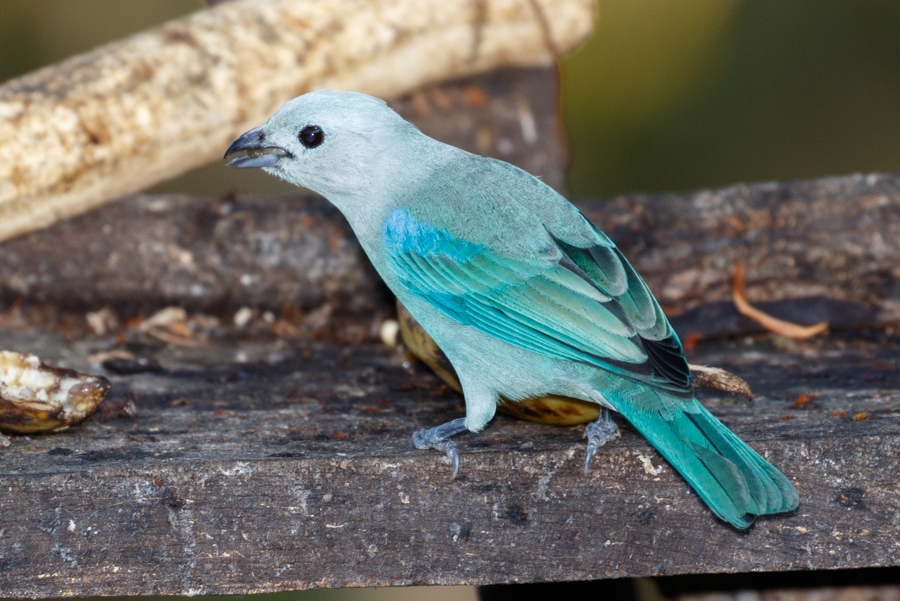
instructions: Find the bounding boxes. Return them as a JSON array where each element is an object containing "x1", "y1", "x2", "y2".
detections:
[{"x1": 613, "y1": 393, "x2": 798, "y2": 529}]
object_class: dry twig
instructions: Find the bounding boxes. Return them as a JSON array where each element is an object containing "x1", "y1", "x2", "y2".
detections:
[{"x1": 732, "y1": 263, "x2": 829, "y2": 339}]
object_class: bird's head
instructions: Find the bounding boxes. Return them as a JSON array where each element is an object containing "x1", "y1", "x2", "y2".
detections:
[{"x1": 224, "y1": 91, "x2": 427, "y2": 203}]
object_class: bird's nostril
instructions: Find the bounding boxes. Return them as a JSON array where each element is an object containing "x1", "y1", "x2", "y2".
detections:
[{"x1": 258, "y1": 132, "x2": 266, "y2": 140}]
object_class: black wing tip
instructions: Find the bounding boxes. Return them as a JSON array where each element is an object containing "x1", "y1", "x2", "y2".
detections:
[{"x1": 643, "y1": 334, "x2": 692, "y2": 393}]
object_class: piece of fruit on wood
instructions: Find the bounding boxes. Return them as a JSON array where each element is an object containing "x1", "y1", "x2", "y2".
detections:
[{"x1": 0, "y1": 351, "x2": 111, "y2": 434}]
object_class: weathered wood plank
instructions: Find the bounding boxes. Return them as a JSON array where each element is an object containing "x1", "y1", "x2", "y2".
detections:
[
  {"x1": 0, "y1": 325, "x2": 896, "y2": 597},
  {"x1": 0, "y1": 66, "x2": 564, "y2": 314},
  {"x1": 585, "y1": 173, "x2": 900, "y2": 336},
  {"x1": 0, "y1": 172, "x2": 896, "y2": 339}
]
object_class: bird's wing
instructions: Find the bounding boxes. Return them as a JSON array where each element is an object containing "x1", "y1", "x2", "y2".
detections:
[{"x1": 383, "y1": 206, "x2": 692, "y2": 396}]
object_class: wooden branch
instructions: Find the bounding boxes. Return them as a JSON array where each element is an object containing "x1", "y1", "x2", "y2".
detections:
[
  {"x1": 0, "y1": 326, "x2": 897, "y2": 596},
  {"x1": 0, "y1": 0, "x2": 593, "y2": 242},
  {"x1": 0, "y1": 67, "x2": 566, "y2": 315},
  {"x1": 0, "y1": 173, "x2": 896, "y2": 340},
  {"x1": 581, "y1": 173, "x2": 900, "y2": 337}
]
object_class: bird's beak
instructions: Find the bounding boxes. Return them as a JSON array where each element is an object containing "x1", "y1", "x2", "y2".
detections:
[{"x1": 224, "y1": 126, "x2": 291, "y2": 168}]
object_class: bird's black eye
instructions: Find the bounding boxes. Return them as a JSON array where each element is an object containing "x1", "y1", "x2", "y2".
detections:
[{"x1": 299, "y1": 125, "x2": 324, "y2": 148}]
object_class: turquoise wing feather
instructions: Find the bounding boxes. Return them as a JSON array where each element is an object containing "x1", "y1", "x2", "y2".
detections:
[
  {"x1": 227, "y1": 88, "x2": 798, "y2": 529},
  {"x1": 383, "y1": 203, "x2": 798, "y2": 529},
  {"x1": 383, "y1": 206, "x2": 691, "y2": 396}
]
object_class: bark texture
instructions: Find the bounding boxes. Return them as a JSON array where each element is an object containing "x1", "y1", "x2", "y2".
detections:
[
  {"x1": 0, "y1": 328, "x2": 896, "y2": 597},
  {"x1": 582, "y1": 173, "x2": 900, "y2": 337},
  {"x1": 0, "y1": 0, "x2": 593, "y2": 241},
  {"x1": 0, "y1": 173, "x2": 896, "y2": 340},
  {"x1": 0, "y1": 67, "x2": 564, "y2": 314}
]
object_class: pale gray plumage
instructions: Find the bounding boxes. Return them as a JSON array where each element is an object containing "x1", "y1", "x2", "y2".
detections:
[{"x1": 225, "y1": 90, "x2": 798, "y2": 529}]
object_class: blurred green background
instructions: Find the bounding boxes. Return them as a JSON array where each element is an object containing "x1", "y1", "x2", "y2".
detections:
[
  {"x1": 3, "y1": 0, "x2": 898, "y2": 200},
  {"x1": 563, "y1": 0, "x2": 900, "y2": 197},
  {"x1": 1, "y1": 1, "x2": 899, "y2": 600}
]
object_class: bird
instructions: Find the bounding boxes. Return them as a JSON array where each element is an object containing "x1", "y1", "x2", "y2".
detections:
[{"x1": 224, "y1": 90, "x2": 799, "y2": 529}]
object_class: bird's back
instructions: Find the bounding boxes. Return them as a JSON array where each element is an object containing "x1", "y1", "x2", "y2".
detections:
[{"x1": 382, "y1": 150, "x2": 798, "y2": 529}]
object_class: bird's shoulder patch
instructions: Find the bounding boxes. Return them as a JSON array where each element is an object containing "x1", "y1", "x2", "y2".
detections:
[{"x1": 383, "y1": 207, "x2": 482, "y2": 261}]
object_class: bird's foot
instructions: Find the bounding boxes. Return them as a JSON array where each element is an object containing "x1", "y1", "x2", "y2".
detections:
[
  {"x1": 412, "y1": 417, "x2": 469, "y2": 479},
  {"x1": 584, "y1": 408, "x2": 618, "y2": 474}
]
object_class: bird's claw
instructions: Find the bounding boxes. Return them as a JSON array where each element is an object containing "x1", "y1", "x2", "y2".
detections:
[
  {"x1": 413, "y1": 428, "x2": 461, "y2": 478},
  {"x1": 412, "y1": 417, "x2": 467, "y2": 478},
  {"x1": 583, "y1": 409, "x2": 618, "y2": 474}
]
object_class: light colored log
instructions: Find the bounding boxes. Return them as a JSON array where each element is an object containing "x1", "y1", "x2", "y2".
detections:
[{"x1": 0, "y1": 0, "x2": 594, "y2": 242}]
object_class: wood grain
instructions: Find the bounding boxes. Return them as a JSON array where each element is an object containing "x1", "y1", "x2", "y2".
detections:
[
  {"x1": 0, "y1": 173, "x2": 896, "y2": 340},
  {"x1": 0, "y1": 67, "x2": 565, "y2": 317},
  {"x1": 0, "y1": 0, "x2": 592, "y2": 242},
  {"x1": 0, "y1": 326, "x2": 896, "y2": 596}
]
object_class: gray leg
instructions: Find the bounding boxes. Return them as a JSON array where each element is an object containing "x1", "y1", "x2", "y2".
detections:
[
  {"x1": 412, "y1": 417, "x2": 468, "y2": 478},
  {"x1": 584, "y1": 408, "x2": 619, "y2": 474}
]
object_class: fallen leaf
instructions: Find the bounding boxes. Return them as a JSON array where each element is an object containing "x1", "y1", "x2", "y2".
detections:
[
  {"x1": 853, "y1": 412, "x2": 867, "y2": 421},
  {"x1": 463, "y1": 85, "x2": 489, "y2": 107},
  {"x1": 411, "y1": 90, "x2": 431, "y2": 116},
  {"x1": 683, "y1": 330, "x2": 701, "y2": 351},
  {"x1": 141, "y1": 306, "x2": 187, "y2": 330},
  {"x1": 125, "y1": 315, "x2": 146, "y2": 328},
  {"x1": 793, "y1": 394, "x2": 818, "y2": 406},
  {"x1": 725, "y1": 215, "x2": 747, "y2": 233},
  {"x1": 429, "y1": 85, "x2": 453, "y2": 110},
  {"x1": 143, "y1": 327, "x2": 206, "y2": 348},
  {"x1": 832, "y1": 411, "x2": 847, "y2": 417}
]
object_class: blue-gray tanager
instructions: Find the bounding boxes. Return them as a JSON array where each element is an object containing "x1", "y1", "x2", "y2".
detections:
[{"x1": 225, "y1": 91, "x2": 798, "y2": 529}]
